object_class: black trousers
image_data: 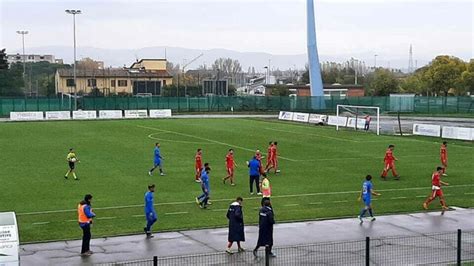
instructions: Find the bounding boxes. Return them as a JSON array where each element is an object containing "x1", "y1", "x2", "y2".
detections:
[
  {"x1": 81, "y1": 223, "x2": 91, "y2": 253},
  {"x1": 249, "y1": 175, "x2": 260, "y2": 193}
]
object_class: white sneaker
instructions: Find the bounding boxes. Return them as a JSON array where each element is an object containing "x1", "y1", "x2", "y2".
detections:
[
  {"x1": 148, "y1": 171, "x2": 152, "y2": 176},
  {"x1": 358, "y1": 215, "x2": 363, "y2": 224},
  {"x1": 257, "y1": 192, "x2": 262, "y2": 196},
  {"x1": 160, "y1": 173, "x2": 165, "y2": 176},
  {"x1": 442, "y1": 173, "x2": 448, "y2": 177},
  {"x1": 225, "y1": 248, "x2": 233, "y2": 254}
]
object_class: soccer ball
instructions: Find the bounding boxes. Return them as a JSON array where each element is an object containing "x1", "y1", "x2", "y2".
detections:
[{"x1": 70, "y1": 158, "x2": 77, "y2": 163}]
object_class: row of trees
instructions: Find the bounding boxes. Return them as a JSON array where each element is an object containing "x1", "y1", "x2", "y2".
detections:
[{"x1": 300, "y1": 55, "x2": 473, "y2": 96}]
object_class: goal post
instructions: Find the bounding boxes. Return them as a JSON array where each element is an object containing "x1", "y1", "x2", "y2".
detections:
[{"x1": 336, "y1": 104, "x2": 380, "y2": 135}]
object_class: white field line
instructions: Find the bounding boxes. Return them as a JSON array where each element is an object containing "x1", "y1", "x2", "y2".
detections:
[
  {"x1": 264, "y1": 127, "x2": 359, "y2": 143},
  {"x1": 96, "y1": 216, "x2": 116, "y2": 220},
  {"x1": 16, "y1": 184, "x2": 474, "y2": 216},
  {"x1": 32, "y1": 222, "x2": 50, "y2": 225},
  {"x1": 211, "y1": 209, "x2": 229, "y2": 212},
  {"x1": 309, "y1": 202, "x2": 323, "y2": 205},
  {"x1": 165, "y1": 212, "x2": 188, "y2": 215},
  {"x1": 283, "y1": 204, "x2": 300, "y2": 207},
  {"x1": 131, "y1": 214, "x2": 143, "y2": 218},
  {"x1": 465, "y1": 192, "x2": 474, "y2": 195},
  {"x1": 390, "y1": 197, "x2": 408, "y2": 199},
  {"x1": 148, "y1": 133, "x2": 221, "y2": 145},
  {"x1": 138, "y1": 125, "x2": 298, "y2": 162}
]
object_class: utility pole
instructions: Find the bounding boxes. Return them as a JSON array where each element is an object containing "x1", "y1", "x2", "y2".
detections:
[
  {"x1": 16, "y1": 30, "x2": 28, "y2": 95},
  {"x1": 65, "y1": 9, "x2": 82, "y2": 110},
  {"x1": 374, "y1": 54, "x2": 378, "y2": 69}
]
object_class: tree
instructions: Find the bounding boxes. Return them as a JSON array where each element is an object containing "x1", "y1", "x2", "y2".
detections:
[
  {"x1": 461, "y1": 59, "x2": 474, "y2": 95},
  {"x1": 76, "y1": 57, "x2": 101, "y2": 70},
  {"x1": 0, "y1": 49, "x2": 8, "y2": 70},
  {"x1": 366, "y1": 69, "x2": 399, "y2": 96},
  {"x1": 423, "y1": 55, "x2": 466, "y2": 96},
  {"x1": 212, "y1": 58, "x2": 242, "y2": 85},
  {"x1": 0, "y1": 62, "x2": 24, "y2": 96}
]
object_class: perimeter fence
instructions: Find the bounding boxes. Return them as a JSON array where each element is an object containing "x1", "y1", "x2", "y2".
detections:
[{"x1": 97, "y1": 229, "x2": 473, "y2": 266}]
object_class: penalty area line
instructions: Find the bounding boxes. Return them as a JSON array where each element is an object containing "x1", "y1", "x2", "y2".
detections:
[
  {"x1": 138, "y1": 125, "x2": 298, "y2": 162},
  {"x1": 16, "y1": 184, "x2": 474, "y2": 216}
]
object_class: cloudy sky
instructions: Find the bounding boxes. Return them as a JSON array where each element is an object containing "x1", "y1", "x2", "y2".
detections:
[{"x1": 0, "y1": 0, "x2": 472, "y2": 66}]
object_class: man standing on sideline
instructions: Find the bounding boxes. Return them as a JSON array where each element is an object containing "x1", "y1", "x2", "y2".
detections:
[
  {"x1": 144, "y1": 184, "x2": 157, "y2": 238},
  {"x1": 261, "y1": 173, "x2": 271, "y2": 206},
  {"x1": 381, "y1": 144, "x2": 399, "y2": 180},
  {"x1": 440, "y1": 142, "x2": 448, "y2": 176},
  {"x1": 223, "y1": 149, "x2": 237, "y2": 185},
  {"x1": 149, "y1": 143, "x2": 165, "y2": 176},
  {"x1": 364, "y1": 115, "x2": 371, "y2": 131},
  {"x1": 196, "y1": 166, "x2": 211, "y2": 208},
  {"x1": 357, "y1": 175, "x2": 381, "y2": 224},
  {"x1": 195, "y1": 148, "x2": 203, "y2": 182},
  {"x1": 248, "y1": 156, "x2": 261, "y2": 195},
  {"x1": 423, "y1": 166, "x2": 449, "y2": 214},
  {"x1": 65, "y1": 148, "x2": 80, "y2": 180},
  {"x1": 226, "y1": 197, "x2": 245, "y2": 254},
  {"x1": 78, "y1": 194, "x2": 95, "y2": 256},
  {"x1": 253, "y1": 199, "x2": 276, "y2": 257}
]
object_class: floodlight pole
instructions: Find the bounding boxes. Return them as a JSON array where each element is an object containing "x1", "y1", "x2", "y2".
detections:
[
  {"x1": 66, "y1": 9, "x2": 81, "y2": 110},
  {"x1": 16, "y1": 30, "x2": 28, "y2": 94}
]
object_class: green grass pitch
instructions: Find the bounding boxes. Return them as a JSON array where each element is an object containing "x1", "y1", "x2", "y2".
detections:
[{"x1": 0, "y1": 118, "x2": 473, "y2": 243}]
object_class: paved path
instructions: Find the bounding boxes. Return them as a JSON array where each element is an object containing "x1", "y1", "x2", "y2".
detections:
[{"x1": 19, "y1": 208, "x2": 474, "y2": 265}]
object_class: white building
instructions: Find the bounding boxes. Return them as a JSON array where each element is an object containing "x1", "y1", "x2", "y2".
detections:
[{"x1": 7, "y1": 54, "x2": 61, "y2": 64}]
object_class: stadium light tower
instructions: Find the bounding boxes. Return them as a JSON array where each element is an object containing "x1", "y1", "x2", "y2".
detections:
[
  {"x1": 16, "y1": 30, "x2": 28, "y2": 81},
  {"x1": 65, "y1": 9, "x2": 81, "y2": 110}
]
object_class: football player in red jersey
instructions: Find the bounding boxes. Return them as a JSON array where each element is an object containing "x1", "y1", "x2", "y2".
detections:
[
  {"x1": 223, "y1": 149, "x2": 237, "y2": 185},
  {"x1": 381, "y1": 144, "x2": 399, "y2": 180},
  {"x1": 440, "y1": 141, "x2": 448, "y2": 176},
  {"x1": 423, "y1": 166, "x2": 449, "y2": 214},
  {"x1": 195, "y1": 149, "x2": 203, "y2": 182}
]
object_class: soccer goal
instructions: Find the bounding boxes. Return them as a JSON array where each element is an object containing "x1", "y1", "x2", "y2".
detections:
[{"x1": 336, "y1": 105, "x2": 380, "y2": 135}]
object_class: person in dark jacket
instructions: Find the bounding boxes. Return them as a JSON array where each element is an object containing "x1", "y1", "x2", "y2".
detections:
[
  {"x1": 226, "y1": 197, "x2": 245, "y2": 254},
  {"x1": 253, "y1": 199, "x2": 276, "y2": 257},
  {"x1": 78, "y1": 194, "x2": 95, "y2": 256}
]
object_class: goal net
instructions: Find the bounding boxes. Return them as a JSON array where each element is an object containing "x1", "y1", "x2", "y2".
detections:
[{"x1": 336, "y1": 105, "x2": 380, "y2": 135}]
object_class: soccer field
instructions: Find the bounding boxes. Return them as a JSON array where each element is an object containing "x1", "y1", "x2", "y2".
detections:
[{"x1": 1, "y1": 118, "x2": 473, "y2": 243}]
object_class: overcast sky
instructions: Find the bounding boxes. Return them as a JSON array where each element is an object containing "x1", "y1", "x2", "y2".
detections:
[{"x1": 0, "y1": 0, "x2": 472, "y2": 64}]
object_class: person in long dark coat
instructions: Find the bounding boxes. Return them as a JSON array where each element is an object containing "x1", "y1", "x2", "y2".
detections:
[
  {"x1": 253, "y1": 199, "x2": 276, "y2": 257},
  {"x1": 226, "y1": 197, "x2": 245, "y2": 254}
]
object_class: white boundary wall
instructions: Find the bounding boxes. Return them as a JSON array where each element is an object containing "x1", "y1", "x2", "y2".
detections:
[
  {"x1": 149, "y1": 109, "x2": 172, "y2": 118},
  {"x1": 124, "y1": 110, "x2": 148, "y2": 118},
  {"x1": 45, "y1": 111, "x2": 71, "y2": 120},
  {"x1": 10, "y1": 112, "x2": 44, "y2": 121},
  {"x1": 292, "y1": 112, "x2": 310, "y2": 123},
  {"x1": 412, "y1": 124, "x2": 441, "y2": 137},
  {"x1": 0, "y1": 212, "x2": 19, "y2": 265},
  {"x1": 99, "y1": 110, "x2": 123, "y2": 119},
  {"x1": 278, "y1": 110, "x2": 472, "y2": 141},
  {"x1": 442, "y1": 126, "x2": 474, "y2": 141},
  {"x1": 73, "y1": 110, "x2": 97, "y2": 120},
  {"x1": 278, "y1": 111, "x2": 294, "y2": 121}
]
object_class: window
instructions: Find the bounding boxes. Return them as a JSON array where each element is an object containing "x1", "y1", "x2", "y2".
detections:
[
  {"x1": 39, "y1": 56, "x2": 45, "y2": 59},
  {"x1": 162, "y1": 80, "x2": 166, "y2": 86},
  {"x1": 87, "y1": 79, "x2": 97, "y2": 87},
  {"x1": 111, "y1": 80, "x2": 116, "y2": 87},
  {"x1": 118, "y1": 80, "x2": 127, "y2": 87},
  {"x1": 28, "y1": 55, "x2": 34, "y2": 59},
  {"x1": 66, "y1": 79, "x2": 75, "y2": 87}
]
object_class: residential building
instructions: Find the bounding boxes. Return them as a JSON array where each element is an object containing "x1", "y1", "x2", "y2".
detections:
[
  {"x1": 7, "y1": 54, "x2": 59, "y2": 64},
  {"x1": 55, "y1": 59, "x2": 173, "y2": 96}
]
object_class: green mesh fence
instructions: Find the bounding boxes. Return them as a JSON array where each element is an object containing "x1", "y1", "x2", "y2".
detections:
[{"x1": 0, "y1": 96, "x2": 473, "y2": 116}]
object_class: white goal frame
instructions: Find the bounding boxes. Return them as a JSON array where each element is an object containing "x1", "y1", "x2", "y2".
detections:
[{"x1": 336, "y1": 104, "x2": 380, "y2": 135}]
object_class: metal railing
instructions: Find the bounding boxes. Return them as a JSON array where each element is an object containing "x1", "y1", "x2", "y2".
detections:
[
  {"x1": 97, "y1": 229, "x2": 473, "y2": 266},
  {"x1": 1, "y1": 96, "x2": 473, "y2": 116}
]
